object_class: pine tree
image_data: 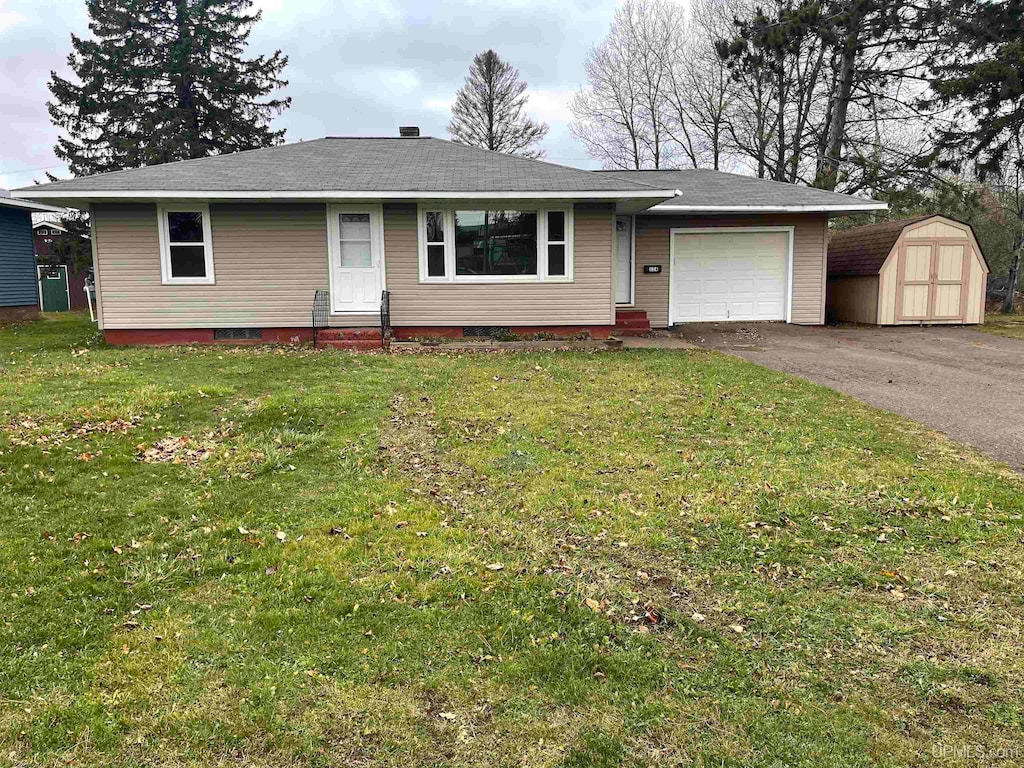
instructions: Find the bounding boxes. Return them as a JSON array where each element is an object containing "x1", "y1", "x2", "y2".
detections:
[
  {"x1": 48, "y1": 0, "x2": 291, "y2": 176},
  {"x1": 448, "y1": 50, "x2": 548, "y2": 158},
  {"x1": 926, "y1": 0, "x2": 1024, "y2": 177}
]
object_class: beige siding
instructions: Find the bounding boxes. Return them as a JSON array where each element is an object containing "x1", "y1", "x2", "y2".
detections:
[
  {"x1": 878, "y1": 248, "x2": 898, "y2": 324},
  {"x1": 93, "y1": 201, "x2": 615, "y2": 330},
  {"x1": 633, "y1": 226, "x2": 671, "y2": 328},
  {"x1": 905, "y1": 220, "x2": 968, "y2": 239},
  {"x1": 383, "y1": 203, "x2": 615, "y2": 327},
  {"x1": 94, "y1": 203, "x2": 336, "y2": 329},
  {"x1": 632, "y1": 213, "x2": 828, "y2": 326},
  {"x1": 827, "y1": 276, "x2": 879, "y2": 324},
  {"x1": 966, "y1": 251, "x2": 985, "y2": 323}
]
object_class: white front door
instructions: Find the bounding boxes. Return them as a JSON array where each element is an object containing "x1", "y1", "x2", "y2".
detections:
[
  {"x1": 328, "y1": 204, "x2": 384, "y2": 314},
  {"x1": 615, "y1": 216, "x2": 632, "y2": 304},
  {"x1": 671, "y1": 229, "x2": 790, "y2": 323}
]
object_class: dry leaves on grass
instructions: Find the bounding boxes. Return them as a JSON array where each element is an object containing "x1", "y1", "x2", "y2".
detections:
[
  {"x1": 137, "y1": 436, "x2": 214, "y2": 465},
  {"x1": 4, "y1": 415, "x2": 143, "y2": 447}
]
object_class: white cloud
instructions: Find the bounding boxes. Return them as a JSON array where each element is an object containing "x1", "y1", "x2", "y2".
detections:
[
  {"x1": 525, "y1": 89, "x2": 575, "y2": 126},
  {"x1": 0, "y1": 2, "x2": 25, "y2": 34},
  {"x1": 423, "y1": 97, "x2": 453, "y2": 112}
]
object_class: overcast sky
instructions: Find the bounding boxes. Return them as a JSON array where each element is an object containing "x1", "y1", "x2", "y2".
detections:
[{"x1": 0, "y1": 0, "x2": 688, "y2": 191}]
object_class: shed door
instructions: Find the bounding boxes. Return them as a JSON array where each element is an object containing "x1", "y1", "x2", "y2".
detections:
[
  {"x1": 932, "y1": 243, "x2": 967, "y2": 319},
  {"x1": 898, "y1": 244, "x2": 933, "y2": 320},
  {"x1": 38, "y1": 265, "x2": 70, "y2": 312},
  {"x1": 896, "y1": 242, "x2": 967, "y2": 321}
]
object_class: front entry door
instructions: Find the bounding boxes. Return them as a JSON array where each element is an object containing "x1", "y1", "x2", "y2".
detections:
[
  {"x1": 615, "y1": 216, "x2": 632, "y2": 304},
  {"x1": 328, "y1": 205, "x2": 384, "y2": 314}
]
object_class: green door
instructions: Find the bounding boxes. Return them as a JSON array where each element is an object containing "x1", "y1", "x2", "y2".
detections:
[{"x1": 39, "y1": 266, "x2": 70, "y2": 312}]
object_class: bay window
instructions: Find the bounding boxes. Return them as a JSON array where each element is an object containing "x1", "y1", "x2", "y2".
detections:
[{"x1": 418, "y1": 205, "x2": 572, "y2": 282}]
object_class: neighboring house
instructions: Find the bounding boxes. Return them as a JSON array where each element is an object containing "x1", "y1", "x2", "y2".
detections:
[
  {"x1": 33, "y1": 217, "x2": 68, "y2": 258},
  {"x1": 12, "y1": 131, "x2": 885, "y2": 345},
  {"x1": 0, "y1": 195, "x2": 65, "y2": 321},
  {"x1": 827, "y1": 215, "x2": 989, "y2": 325},
  {"x1": 32, "y1": 214, "x2": 93, "y2": 312}
]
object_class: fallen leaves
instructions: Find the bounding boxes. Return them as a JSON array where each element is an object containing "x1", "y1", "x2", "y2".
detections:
[
  {"x1": 5, "y1": 415, "x2": 144, "y2": 447},
  {"x1": 485, "y1": 562, "x2": 504, "y2": 571},
  {"x1": 138, "y1": 436, "x2": 212, "y2": 465}
]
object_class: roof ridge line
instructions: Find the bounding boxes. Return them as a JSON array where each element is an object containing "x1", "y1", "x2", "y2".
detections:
[{"x1": 421, "y1": 137, "x2": 664, "y2": 192}]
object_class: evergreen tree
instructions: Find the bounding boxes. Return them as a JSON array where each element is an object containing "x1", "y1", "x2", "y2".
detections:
[
  {"x1": 49, "y1": 0, "x2": 290, "y2": 176},
  {"x1": 448, "y1": 50, "x2": 549, "y2": 158},
  {"x1": 926, "y1": 0, "x2": 1024, "y2": 176},
  {"x1": 49, "y1": 212, "x2": 95, "y2": 272}
]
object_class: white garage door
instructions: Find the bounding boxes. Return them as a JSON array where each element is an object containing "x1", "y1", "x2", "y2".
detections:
[{"x1": 671, "y1": 229, "x2": 790, "y2": 323}]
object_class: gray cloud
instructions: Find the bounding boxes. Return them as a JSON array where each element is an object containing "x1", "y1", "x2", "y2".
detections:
[{"x1": 1, "y1": 0, "x2": 624, "y2": 189}]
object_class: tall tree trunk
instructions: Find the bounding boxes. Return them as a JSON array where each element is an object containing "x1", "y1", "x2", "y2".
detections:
[
  {"x1": 816, "y1": 7, "x2": 862, "y2": 190},
  {"x1": 1003, "y1": 230, "x2": 1023, "y2": 314}
]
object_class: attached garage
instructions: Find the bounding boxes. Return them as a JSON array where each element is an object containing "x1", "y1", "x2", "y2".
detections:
[
  {"x1": 670, "y1": 227, "x2": 791, "y2": 323},
  {"x1": 827, "y1": 215, "x2": 988, "y2": 325}
]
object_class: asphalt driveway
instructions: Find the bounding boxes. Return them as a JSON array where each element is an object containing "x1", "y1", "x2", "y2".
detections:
[{"x1": 676, "y1": 323, "x2": 1024, "y2": 470}]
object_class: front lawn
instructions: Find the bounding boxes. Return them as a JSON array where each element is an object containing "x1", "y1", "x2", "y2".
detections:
[{"x1": 2, "y1": 313, "x2": 1022, "y2": 767}]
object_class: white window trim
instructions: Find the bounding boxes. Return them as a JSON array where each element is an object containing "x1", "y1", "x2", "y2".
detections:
[
  {"x1": 416, "y1": 205, "x2": 573, "y2": 284},
  {"x1": 325, "y1": 203, "x2": 386, "y2": 314},
  {"x1": 157, "y1": 203, "x2": 215, "y2": 285}
]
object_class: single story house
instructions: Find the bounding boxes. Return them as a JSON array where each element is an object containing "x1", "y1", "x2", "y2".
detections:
[
  {"x1": 827, "y1": 214, "x2": 988, "y2": 325},
  {"x1": 0, "y1": 195, "x2": 65, "y2": 322},
  {"x1": 12, "y1": 131, "x2": 885, "y2": 345}
]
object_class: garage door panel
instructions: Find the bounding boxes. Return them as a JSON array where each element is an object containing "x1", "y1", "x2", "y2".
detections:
[
  {"x1": 700, "y1": 301, "x2": 728, "y2": 319},
  {"x1": 672, "y1": 230, "x2": 789, "y2": 323}
]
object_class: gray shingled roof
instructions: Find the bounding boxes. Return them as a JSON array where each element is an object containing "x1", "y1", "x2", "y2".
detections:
[
  {"x1": 598, "y1": 169, "x2": 885, "y2": 210},
  {"x1": 14, "y1": 138, "x2": 672, "y2": 196}
]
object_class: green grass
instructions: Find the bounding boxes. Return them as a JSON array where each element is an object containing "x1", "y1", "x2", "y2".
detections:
[
  {"x1": 1, "y1": 312, "x2": 1022, "y2": 767},
  {"x1": 981, "y1": 312, "x2": 1024, "y2": 339}
]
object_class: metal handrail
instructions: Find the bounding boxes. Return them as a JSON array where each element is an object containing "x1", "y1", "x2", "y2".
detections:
[
  {"x1": 380, "y1": 290, "x2": 392, "y2": 350},
  {"x1": 311, "y1": 290, "x2": 329, "y2": 346}
]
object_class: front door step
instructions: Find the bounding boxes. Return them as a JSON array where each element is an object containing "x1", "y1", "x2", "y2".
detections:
[
  {"x1": 614, "y1": 309, "x2": 650, "y2": 336},
  {"x1": 316, "y1": 328, "x2": 383, "y2": 350}
]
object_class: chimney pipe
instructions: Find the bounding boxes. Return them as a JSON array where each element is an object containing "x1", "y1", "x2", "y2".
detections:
[{"x1": 399, "y1": 126, "x2": 420, "y2": 138}]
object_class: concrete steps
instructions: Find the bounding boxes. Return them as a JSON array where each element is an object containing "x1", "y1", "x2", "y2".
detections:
[
  {"x1": 614, "y1": 310, "x2": 651, "y2": 336},
  {"x1": 316, "y1": 328, "x2": 384, "y2": 350}
]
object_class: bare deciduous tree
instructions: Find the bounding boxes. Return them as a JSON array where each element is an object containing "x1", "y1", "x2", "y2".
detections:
[{"x1": 570, "y1": 0, "x2": 680, "y2": 169}]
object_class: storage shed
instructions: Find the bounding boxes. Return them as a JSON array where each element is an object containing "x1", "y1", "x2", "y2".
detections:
[
  {"x1": 0, "y1": 195, "x2": 64, "y2": 322},
  {"x1": 827, "y1": 215, "x2": 988, "y2": 325}
]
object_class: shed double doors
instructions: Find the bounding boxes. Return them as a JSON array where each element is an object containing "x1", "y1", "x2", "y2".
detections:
[{"x1": 896, "y1": 241, "x2": 969, "y2": 322}]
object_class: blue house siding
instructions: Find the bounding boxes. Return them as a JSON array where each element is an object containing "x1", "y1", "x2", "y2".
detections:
[{"x1": 0, "y1": 206, "x2": 39, "y2": 308}]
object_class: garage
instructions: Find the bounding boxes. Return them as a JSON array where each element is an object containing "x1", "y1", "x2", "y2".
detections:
[
  {"x1": 826, "y1": 215, "x2": 988, "y2": 325},
  {"x1": 670, "y1": 227, "x2": 791, "y2": 323}
]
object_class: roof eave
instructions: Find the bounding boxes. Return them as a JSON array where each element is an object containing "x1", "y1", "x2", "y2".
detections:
[
  {"x1": 12, "y1": 188, "x2": 682, "y2": 203},
  {"x1": 0, "y1": 197, "x2": 65, "y2": 213},
  {"x1": 644, "y1": 202, "x2": 889, "y2": 214}
]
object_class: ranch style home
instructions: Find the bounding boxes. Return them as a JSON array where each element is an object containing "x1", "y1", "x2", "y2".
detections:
[{"x1": 13, "y1": 129, "x2": 886, "y2": 345}]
